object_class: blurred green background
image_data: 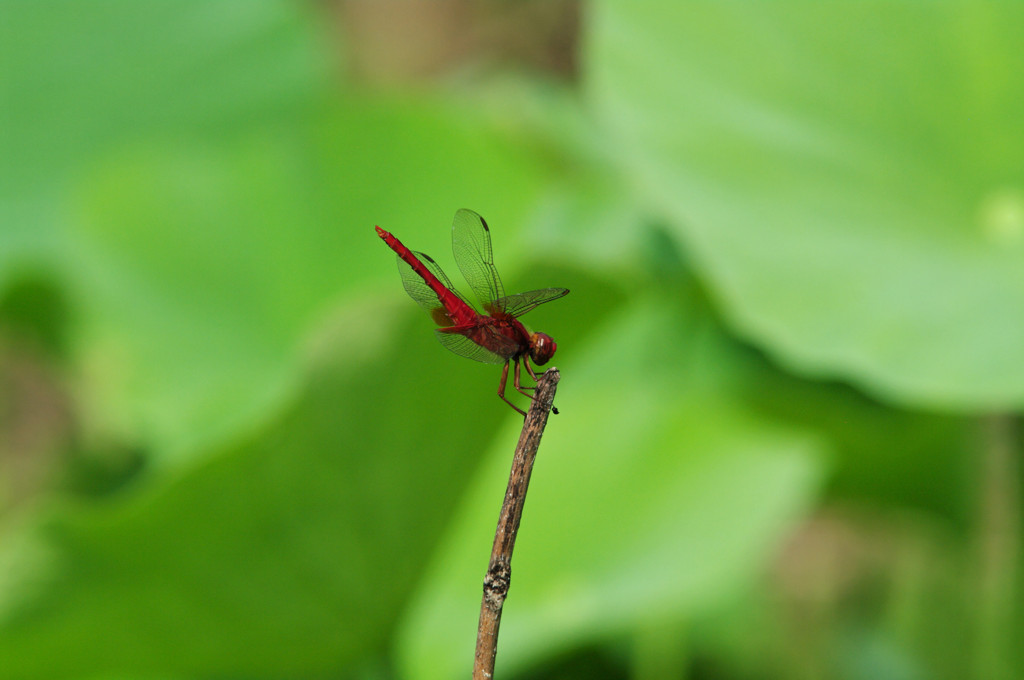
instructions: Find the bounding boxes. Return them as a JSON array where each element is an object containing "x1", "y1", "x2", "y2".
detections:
[{"x1": 1, "y1": 1, "x2": 1022, "y2": 678}]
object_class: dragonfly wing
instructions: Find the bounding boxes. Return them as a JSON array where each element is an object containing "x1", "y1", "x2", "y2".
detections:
[
  {"x1": 435, "y1": 325, "x2": 514, "y2": 364},
  {"x1": 396, "y1": 250, "x2": 474, "y2": 325},
  {"x1": 451, "y1": 209, "x2": 506, "y2": 310},
  {"x1": 493, "y1": 287, "x2": 570, "y2": 318}
]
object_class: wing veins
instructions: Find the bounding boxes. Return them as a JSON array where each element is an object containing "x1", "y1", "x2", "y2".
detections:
[
  {"x1": 396, "y1": 250, "x2": 476, "y2": 325},
  {"x1": 452, "y1": 209, "x2": 505, "y2": 310},
  {"x1": 434, "y1": 324, "x2": 513, "y2": 364},
  {"x1": 493, "y1": 287, "x2": 570, "y2": 318}
]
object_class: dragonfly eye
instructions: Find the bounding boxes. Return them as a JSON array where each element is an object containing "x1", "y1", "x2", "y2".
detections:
[{"x1": 529, "y1": 333, "x2": 557, "y2": 365}]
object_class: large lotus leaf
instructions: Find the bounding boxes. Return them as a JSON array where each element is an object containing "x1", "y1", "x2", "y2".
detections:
[
  {"x1": 0, "y1": 297, "x2": 515, "y2": 678},
  {"x1": 397, "y1": 296, "x2": 826, "y2": 678},
  {"x1": 2, "y1": 1, "x2": 554, "y2": 462},
  {"x1": 586, "y1": 1, "x2": 1024, "y2": 409},
  {"x1": 67, "y1": 98, "x2": 551, "y2": 462},
  {"x1": 0, "y1": 0, "x2": 330, "y2": 264}
]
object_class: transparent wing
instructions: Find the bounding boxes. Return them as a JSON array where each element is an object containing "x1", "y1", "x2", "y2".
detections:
[
  {"x1": 396, "y1": 250, "x2": 474, "y2": 325},
  {"x1": 451, "y1": 209, "x2": 505, "y2": 310},
  {"x1": 435, "y1": 325, "x2": 515, "y2": 364},
  {"x1": 492, "y1": 287, "x2": 570, "y2": 318}
]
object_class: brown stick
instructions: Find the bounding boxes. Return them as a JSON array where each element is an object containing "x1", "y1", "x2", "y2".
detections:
[{"x1": 472, "y1": 368, "x2": 560, "y2": 679}]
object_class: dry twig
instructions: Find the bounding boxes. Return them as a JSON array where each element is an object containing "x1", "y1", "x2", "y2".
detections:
[{"x1": 472, "y1": 368, "x2": 560, "y2": 679}]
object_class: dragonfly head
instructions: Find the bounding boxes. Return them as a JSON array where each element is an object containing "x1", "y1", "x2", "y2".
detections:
[{"x1": 529, "y1": 332, "x2": 557, "y2": 365}]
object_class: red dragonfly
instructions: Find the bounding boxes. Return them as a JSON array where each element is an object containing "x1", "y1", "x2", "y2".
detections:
[{"x1": 375, "y1": 209, "x2": 569, "y2": 416}]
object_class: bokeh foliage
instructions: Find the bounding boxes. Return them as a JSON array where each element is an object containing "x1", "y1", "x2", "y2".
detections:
[{"x1": 0, "y1": 2, "x2": 1020, "y2": 679}]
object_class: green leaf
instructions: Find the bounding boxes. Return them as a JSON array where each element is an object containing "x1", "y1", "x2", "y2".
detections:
[
  {"x1": 396, "y1": 297, "x2": 826, "y2": 677},
  {"x1": 0, "y1": 0, "x2": 330, "y2": 263},
  {"x1": 0, "y1": 0, "x2": 341, "y2": 460},
  {"x1": 68, "y1": 96, "x2": 553, "y2": 462},
  {"x1": 586, "y1": 1, "x2": 1024, "y2": 409},
  {"x1": 0, "y1": 298, "x2": 512, "y2": 677}
]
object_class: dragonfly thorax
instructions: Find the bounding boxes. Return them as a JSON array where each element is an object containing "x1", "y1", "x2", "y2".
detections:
[{"x1": 529, "y1": 332, "x2": 557, "y2": 365}]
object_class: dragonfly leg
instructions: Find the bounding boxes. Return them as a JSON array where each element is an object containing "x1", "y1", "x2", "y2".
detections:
[
  {"x1": 498, "y1": 360, "x2": 527, "y2": 417},
  {"x1": 513, "y1": 358, "x2": 543, "y2": 396},
  {"x1": 522, "y1": 358, "x2": 541, "y2": 389},
  {"x1": 524, "y1": 358, "x2": 539, "y2": 381},
  {"x1": 512, "y1": 358, "x2": 537, "y2": 400}
]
